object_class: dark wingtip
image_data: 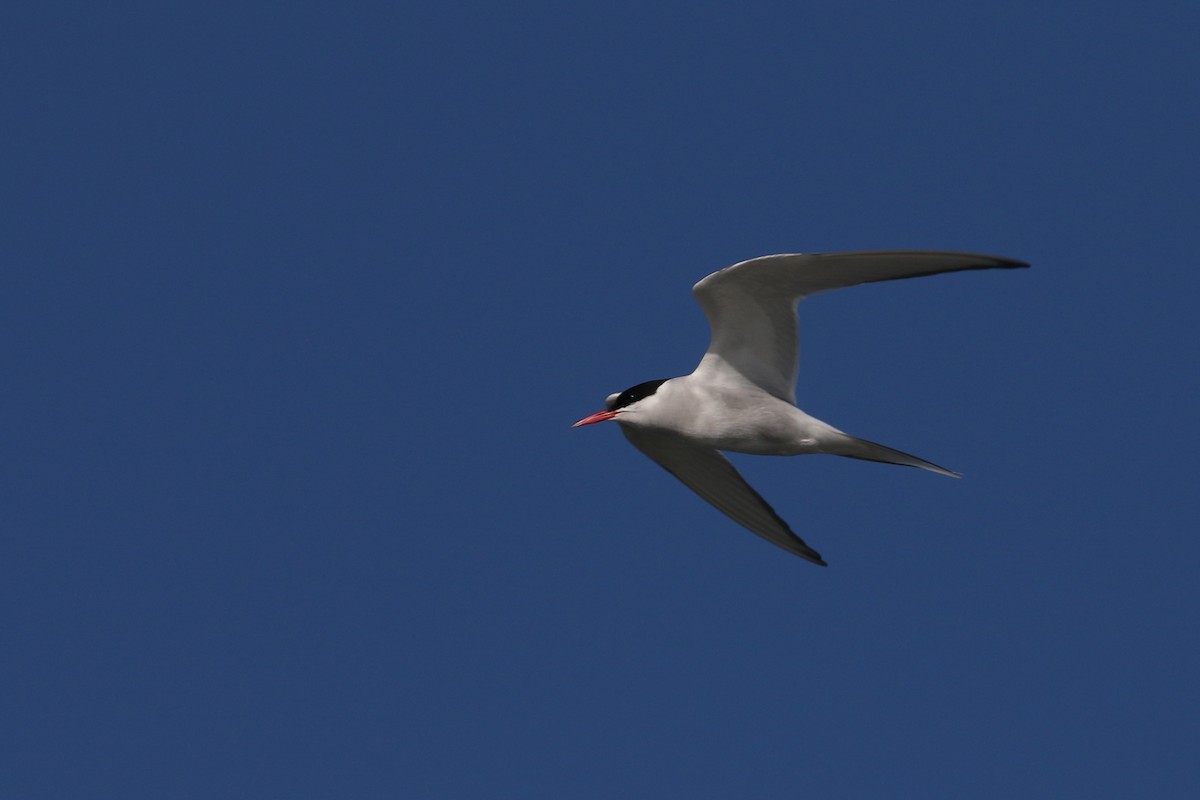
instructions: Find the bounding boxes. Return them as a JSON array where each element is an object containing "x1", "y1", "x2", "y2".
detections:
[{"x1": 799, "y1": 549, "x2": 828, "y2": 567}]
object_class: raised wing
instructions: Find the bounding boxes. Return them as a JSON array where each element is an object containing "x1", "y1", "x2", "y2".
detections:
[
  {"x1": 622, "y1": 426, "x2": 827, "y2": 565},
  {"x1": 691, "y1": 250, "x2": 1029, "y2": 403}
]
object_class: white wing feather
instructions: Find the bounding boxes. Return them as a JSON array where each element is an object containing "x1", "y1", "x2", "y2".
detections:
[{"x1": 691, "y1": 250, "x2": 1029, "y2": 403}]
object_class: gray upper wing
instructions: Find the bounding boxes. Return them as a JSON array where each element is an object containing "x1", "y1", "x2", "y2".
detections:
[{"x1": 690, "y1": 250, "x2": 1029, "y2": 403}]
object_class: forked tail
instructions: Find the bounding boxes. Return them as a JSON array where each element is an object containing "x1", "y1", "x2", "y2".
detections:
[{"x1": 830, "y1": 434, "x2": 961, "y2": 478}]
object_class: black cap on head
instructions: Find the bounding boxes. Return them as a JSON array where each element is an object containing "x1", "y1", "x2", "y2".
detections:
[{"x1": 606, "y1": 379, "x2": 668, "y2": 411}]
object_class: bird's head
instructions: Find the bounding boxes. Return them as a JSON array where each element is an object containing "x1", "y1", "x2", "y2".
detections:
[{"x1": 572, "y1": 379, "x2": 669, "y2": 427}]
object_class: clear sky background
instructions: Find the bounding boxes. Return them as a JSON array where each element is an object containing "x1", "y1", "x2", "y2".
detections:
[{"x1": 3, "y1": 2, "x2": 1198, "y2": 797}]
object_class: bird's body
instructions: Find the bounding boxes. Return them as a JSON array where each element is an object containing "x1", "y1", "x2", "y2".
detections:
[
  {"x1": 620, "y1": 376, "x2": 832, "y2": 456},
  {"x1": 574, "y1": 250, "x2": 1028, "y2": 565}
]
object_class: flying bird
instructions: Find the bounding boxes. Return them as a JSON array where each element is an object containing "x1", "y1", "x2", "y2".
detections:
[{"x1": 573, "y1": 250, "x2": 1028, "y2": 565}]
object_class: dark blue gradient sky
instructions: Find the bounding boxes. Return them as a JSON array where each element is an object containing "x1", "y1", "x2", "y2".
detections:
[{"x1": 3, "y1": 2, "x2": 1198, "y2": 797}]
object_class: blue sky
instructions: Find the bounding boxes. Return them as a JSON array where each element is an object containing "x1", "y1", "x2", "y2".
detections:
[{"x1": 3, "y1": 2, "x2": 1198, "y2": 797}]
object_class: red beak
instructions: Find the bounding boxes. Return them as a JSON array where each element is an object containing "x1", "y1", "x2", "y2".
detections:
[{"x1": 572, "y1": 410, "x2": 618, "y2": 427}]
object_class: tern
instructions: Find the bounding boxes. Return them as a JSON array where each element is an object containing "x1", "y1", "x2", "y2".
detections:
[{"x1": 573, "y1": 250, "x2": 1028, "y2": 565}]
